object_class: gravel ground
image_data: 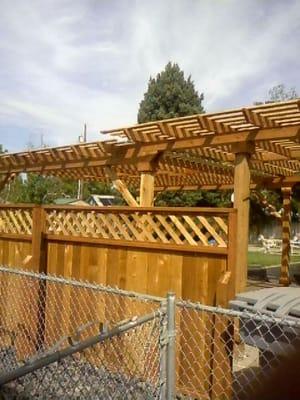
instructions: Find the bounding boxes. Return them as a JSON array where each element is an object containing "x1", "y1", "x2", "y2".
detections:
[{"x1": 0, "y1": 348, "x2": 158, "y2": 400}]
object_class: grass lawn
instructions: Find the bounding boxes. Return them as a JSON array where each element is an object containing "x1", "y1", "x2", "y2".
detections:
[{"x1": 248, "y1": 251, "x2": 300, "y2": 267}]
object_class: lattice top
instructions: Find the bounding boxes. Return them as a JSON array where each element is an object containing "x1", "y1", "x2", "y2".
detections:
[
  {"x1": 45, "y1": 208, "x2": 230, "y2": 248},
  {"x1": 0, "y1": 208, "x2": 33, "y2": 235}
]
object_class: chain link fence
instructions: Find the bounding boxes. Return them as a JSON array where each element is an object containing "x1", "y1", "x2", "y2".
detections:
[
  {"x1": 0, "y1": 266, "x2": 300, "y2": 399},
  {"x1": 175, "y1": 300, "x2": 300, "y2": 400},
  {"x1": 0, "y1": 314, "x2": 161, "y2": 400},
  {"x1": 0, "y1": 267, "x2": 165, "y2": 399}
]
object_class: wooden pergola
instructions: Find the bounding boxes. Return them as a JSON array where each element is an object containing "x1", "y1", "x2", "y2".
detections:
[{"x1": 1, "y1": 99, "x2": 300, "y2": 290}]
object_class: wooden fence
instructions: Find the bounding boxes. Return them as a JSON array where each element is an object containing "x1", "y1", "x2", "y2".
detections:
[
  {"x1": 0, "y1": 204, "x2": 237, "y2": 398},
  {"x1": 0, "y1": 204, "x2": 237, "y2": 305}
]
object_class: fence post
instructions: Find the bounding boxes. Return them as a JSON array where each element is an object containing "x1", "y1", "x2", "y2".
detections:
[
  {"x1": 159, "y1": 302, "x2": 167, "y2": 400},
  {"x1": 166, "y1": 292, "x2": 176, "y2": 400},
  {"x1": 227, "y1": 210, "x2": 237, "y2": 300},
  {"x1": 32, "y1": 206, "x2": 47, "y2": 273},
  {"x1": 32, "y1": 206, "x2": 47, "y2": 350}
]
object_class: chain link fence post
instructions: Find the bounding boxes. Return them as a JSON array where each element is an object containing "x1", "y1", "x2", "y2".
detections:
[
  {"x1": 159, "y1": 301, "x2": 167, "y2": 400},
  {"x1": 166, "y1": 292, "x2": 176, "y2": 400}
]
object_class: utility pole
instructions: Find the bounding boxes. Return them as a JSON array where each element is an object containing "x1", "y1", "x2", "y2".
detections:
[
  {"x1": 40, "y1": 133, "x2": 44, "y2": 148},
  {"x1": 77, "y1": 124, "x2": 87, "y2": 200}
]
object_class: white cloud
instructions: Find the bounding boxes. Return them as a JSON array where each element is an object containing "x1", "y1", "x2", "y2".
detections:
[{"x1": 0, "y1": 0, "x2": 299, "y2": 151}]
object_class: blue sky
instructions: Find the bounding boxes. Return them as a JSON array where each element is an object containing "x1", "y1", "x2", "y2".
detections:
[{"x1": 0, "y1": 0, "x2": 299, "y2": 152}]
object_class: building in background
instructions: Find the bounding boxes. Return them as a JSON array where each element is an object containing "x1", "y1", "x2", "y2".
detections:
[
  {"x1": 53, "y1": 195, "x2": 115, "y2": 207},
  {"x1": 87, "y1": 195, "x2": 115, "y2": 206}
]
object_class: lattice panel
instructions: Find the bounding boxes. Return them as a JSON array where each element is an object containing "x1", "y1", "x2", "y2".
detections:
[
  {"x1": 46, "y1": 210, "x2": 228, "y2": 247},
  {"x1": 0, "y1": 208, "x2": 33, "y2": 235}
]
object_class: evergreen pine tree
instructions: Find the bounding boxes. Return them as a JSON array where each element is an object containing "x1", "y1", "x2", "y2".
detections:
[
  {"x1": 137, "y1": 62, "x2": 204, "y2": 123},
  {"x1": 137, "y1": 63, "x2": 230, "y2": 208}
]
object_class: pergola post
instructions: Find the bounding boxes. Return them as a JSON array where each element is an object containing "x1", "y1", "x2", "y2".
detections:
[
  {"x1": 279, "y1": 186, "x2": 292, "y2": 286},
  {"x1": 138, "y1": 158, "x2": 158, "y2": 207},
  {"x1": 139, "y1": 173, "x2": 155, "y2": 206},
  {"x1": 233, "y1": 142, "x2": 254, "y2": 293}
]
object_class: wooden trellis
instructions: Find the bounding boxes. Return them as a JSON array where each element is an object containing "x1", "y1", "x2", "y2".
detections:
[
  {"x1": 0, "y1": 206, "x2": 33, "y2": 235},
  {"x1": 45, "y1": 206, "x2": 228, "y2": 248}
]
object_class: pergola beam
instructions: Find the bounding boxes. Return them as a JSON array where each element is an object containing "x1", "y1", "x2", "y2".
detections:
[
  {"x1": 153, "y1": 183, "x2": 262, "y2": 192},
  {"x1": 271, "y1": 175, "x2": 300, "y2": 185},
  {"x1": 1, "y1": 126, "x2": 300, "y2": 176}
]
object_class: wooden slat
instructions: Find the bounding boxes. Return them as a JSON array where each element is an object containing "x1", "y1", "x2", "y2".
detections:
[
  {"x1": 0, "y1": 233, "x2": 32, "y2": 241},
  {"x1": 182, "y1": 216, "x2": 209, "y2": 245},
  {"x1": 42, "y1": 205, "x2": 236, "y2": 215},
  {"x1": 213, "y1": 216, "x2": 228, "y2": 235},
  {"x1": 169, "y1": 215, "x2": 197, "y2": 246},
  {"x1": 197, "y1": 216, "x2": 227, "y2": 247},
  {"x1": 0, "y1": 208, "x2": 33, "y2": 235},
  {"x1": 46, "y1": 234, "x2": 229, "y2": 255}
]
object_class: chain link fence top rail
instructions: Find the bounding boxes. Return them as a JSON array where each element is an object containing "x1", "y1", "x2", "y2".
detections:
[
  {"x1": 0, "y1": 266, "x2": 164, "y2": 399},
  {"x1": 1, "y1": 266, "x2": 300, "y2": 400}
]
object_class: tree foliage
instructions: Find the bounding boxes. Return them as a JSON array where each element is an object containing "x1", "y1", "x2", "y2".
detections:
[
  {"x1": 250, "y1": 84, "x2": 299, "y2": 227},
  {"x1": 136, "y1": 62, "x2": 209, "y2": 207},
  {"x1": 0, "y1": 171, "x2": 115, "y2": 205},
  {"x1": 156, "y1": 190, "x2": 231, "y2": 207},
  {"x1": 137, "y1": 62, "x2": 204, "y2": 123},
  {"x1": 268, "y1": 84, "x2": 298, "y2": 102}
]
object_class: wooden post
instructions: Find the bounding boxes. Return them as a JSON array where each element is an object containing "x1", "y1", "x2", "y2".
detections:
[
  {"x1": 211, "y1": 271, "x2": 234, "y2": 399},
  {"x1": 137, "y1": 157, "x2": 158, "y2": 207},
  {"x1": 112, "y1": 179, "x2": 139, "y2": 206},
  {"x1": 0, "y1": 173, "x2": 16, "y2": 192},
  {"x1": 227, "y1": 211, "x2": 238, "y2": 299},
  {"x1": 32, "y1": 206, "x2": 47, "y2": 349},
  {"x1": 233, "y1": 142, "x2": 254, "y2": 293},
  {"x1": 105, "y1": 168, "x2": 139, "y2": 206},
  {"x1": 280, "y1": 187, "x2": 292, "y2": 286},
  {"x1": 139, "y1": 173, "x2": 154, "y2": 206},
  {"x1": 32, "y1": 206, "x2": 47, "y2": 273}
]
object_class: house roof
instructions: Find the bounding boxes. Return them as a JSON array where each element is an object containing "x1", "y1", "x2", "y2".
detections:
[{"x1": 53, "y1": 198, "x2": 88, "y2": 206}]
